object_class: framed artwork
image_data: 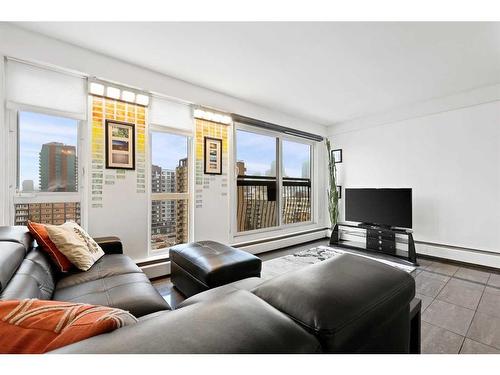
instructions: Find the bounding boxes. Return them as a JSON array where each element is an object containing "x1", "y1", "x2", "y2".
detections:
[
  {"x1": 332, "y1": 149, "x2": 343, "y2": 163},
  {"x1": 336, "y1": 185, "x2": 342, "y2": 199},
  {"x1": 204, "y1": 137, "x2": 222, "y2": 175},
  {"x1": 105, "y1": 120, "x2": 135, "y2": 170}
]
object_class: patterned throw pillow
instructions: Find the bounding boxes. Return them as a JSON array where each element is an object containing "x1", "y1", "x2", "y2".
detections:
[
  {"x1": 0, "y1": 299, "x2": 137, "y2": 353},
  {"x1": 27, "y1": 220, "x2": 73, "y2": 272},
  {"x1": 45, "y1": 222, "x2": 105, "y2": 271}
]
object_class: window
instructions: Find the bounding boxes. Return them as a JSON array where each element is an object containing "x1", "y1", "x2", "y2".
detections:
[
  {"x1": 235, "y1": 127, "x2": 313, "y2": 233},
  {"x1": 150, "y1": 130, "x2": 190, "y2": 250},
  {"x1": 18, "y1": 112, "x2": 79, "y2": 193},
  {"x1": 282, "y1": 140, "x2": 311, "y2": 224},
  {"x1": 14, "y1": 111, "x2": 81, "y2": 226},
  {"x1": 236, "y1": 130, "x2": 278, "y2": 231}
]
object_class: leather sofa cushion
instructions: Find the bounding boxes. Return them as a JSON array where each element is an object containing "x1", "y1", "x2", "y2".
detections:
[
  {"x1": 253, "y1": 254, "x2": 415, "y2": 353},
  {"x1": 0, "y1": 242, "x2": 26, "y2": 292},
  {"x1": 137, "y1": 310, "x2": 170, "y2": 322},
  {"x1": 170, "y1": 241, "x2": 262, "y2": 287},
  {"x1": 53, "y1": 272, "x2": 170, "y2": 317},
  {"x1": 50, "y1": 291, "x2": 321, "y2": 354},
  {"x1": 56, "y1": 254, "x2": 142, "y2": 289},
  {"x1": 0, "y1": 226, "x2": 33, "y2": 251},
  {"x1": 177, "y1": 277, "x2": 264, "y2": 308},
  {"x1": 0, "y1": 249, "x2": 56, "y2": 300}
]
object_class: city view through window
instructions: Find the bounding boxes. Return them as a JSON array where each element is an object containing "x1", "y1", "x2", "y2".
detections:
[
  {"x1": 19, "y1": 112, "x2": 78, "y2": 193},
  {"x1": 14, "y1": 114, "x2": 311, "y2": 240},
  {"x1": 150, "y1": 131, "x2": 189, "y2": 250},
  {"x1": 236, "y1": 129, "x2": 311, "y2": 232},
  {"x1": 15, "y1": 111, "x2": 80, "y2": 226}
]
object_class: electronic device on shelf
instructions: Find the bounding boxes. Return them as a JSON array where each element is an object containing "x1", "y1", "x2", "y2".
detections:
[
  {"x1": 345, "y1": 188, "x2": 412, "y2": 229},
  {"x1": 330, "y1": 188, "x2": 417, "y2": 265}
]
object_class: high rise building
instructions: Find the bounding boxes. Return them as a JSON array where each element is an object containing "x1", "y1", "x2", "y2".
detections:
[
  {"x1": 22, "y1": 180, "x2": 34, "y2": 192},
  {"x1": 14, "y1": 202, "x2": 81, "y2": 226},
  {"x1": 236, "y1": 161, "x2": 246, "y2": 176},
  {"x1": 151, "y1": 164, "x2": 176, "y2": 249},
  {"x1": 175, "y1": 158, "x2": 189, "y2": 244},
  {"x1": 39, "y1": 142, "x2": 77, "y2": 192}
]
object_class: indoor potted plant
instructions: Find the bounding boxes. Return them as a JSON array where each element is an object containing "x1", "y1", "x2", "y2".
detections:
[{"x1": 326, "y1": 138, "x2": 340, "y2": 243}]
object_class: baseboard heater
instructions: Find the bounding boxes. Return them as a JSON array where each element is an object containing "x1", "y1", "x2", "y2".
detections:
[
  {"x1": 232, "y1": 227, "x2": 329, "y2": 248},
  {"x1": 138, "y1": 227, "x2": 329, "y2": 278}
]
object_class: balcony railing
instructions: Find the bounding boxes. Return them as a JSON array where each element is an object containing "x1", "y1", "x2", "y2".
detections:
[{"x1": 237, "y1": 175, "x2": 311, "y2": 232}]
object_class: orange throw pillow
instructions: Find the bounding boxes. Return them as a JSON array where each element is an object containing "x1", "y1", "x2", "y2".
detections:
[
  {"x1": 27, "y1": 221, "x2": 73, "y2": 272},
  {"x1": 0, "y1": 299, "x2": 137, "y2": 353}
]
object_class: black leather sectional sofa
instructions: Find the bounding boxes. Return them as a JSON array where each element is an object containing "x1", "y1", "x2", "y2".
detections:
[{"x1": 0, "y1": 226, "x2": 417, "y2": 354}]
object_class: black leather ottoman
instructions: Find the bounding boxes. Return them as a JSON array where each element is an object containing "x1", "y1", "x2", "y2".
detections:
[{"x1": 169, "y1": 241, "x2": 262, "y2": 298}]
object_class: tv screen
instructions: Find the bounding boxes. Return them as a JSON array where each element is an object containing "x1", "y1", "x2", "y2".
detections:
[{"x1": 345, "y1": 188, "x2": 412, "y2": 228}]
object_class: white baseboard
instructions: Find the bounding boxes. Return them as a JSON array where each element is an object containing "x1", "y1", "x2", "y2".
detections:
[
  {"x1": 140, "y1": 229, "x2": 329, "y2": 278},
  {"x1": 416, "y1": 242, "x2": 500, "y2": 269},
  {"x1": 235, "y1": 230, "x2": 329, "y2": 255},
  {"x1": 334, "y1": 229, "x2": 500, "y2": 269},
  {"x1": 141, "y1": 260, "x2": 171, "y2": 279},
  {"x1": 140, "y1": 232, "x2": 500, "y2": 278}
]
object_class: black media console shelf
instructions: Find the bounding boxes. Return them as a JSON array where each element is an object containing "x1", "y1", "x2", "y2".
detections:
[{"x1": 330, "y1": 223, "x2": 418, "y2": 266}]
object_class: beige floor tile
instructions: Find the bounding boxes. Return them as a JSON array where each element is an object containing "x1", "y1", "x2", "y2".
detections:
[
  {"x1": 460, "y1": 338, "x2": 500, "y2": 354},
  {"x1": 477, "y1": 286, "x2": 500, "y2": 319},
  {"x1": 423, "y1": 299, "x2": 475, "y2": 336},
  {"x1": 425, "y1": 262, "x2": 459, "y2": 276},
  {"x1": 467, "y1": 311, "x2": 500, "y2": 350},
  {"x1": 437, "y1": 278, "x2": 485, "y2": 310},
  {"x1": 421, "y1": 322, "x2": 464, "y2": 354},
  {"x1": 416, "y1": 271, "x2": 449, "y2": 298},
  {"x1": 454, "y1": 267, "x2": 490, "y2": 284}
]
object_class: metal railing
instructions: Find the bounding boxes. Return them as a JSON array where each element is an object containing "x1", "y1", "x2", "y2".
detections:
[{"x1": 237, "y1": 175, "x2": 311, "y2": 232}]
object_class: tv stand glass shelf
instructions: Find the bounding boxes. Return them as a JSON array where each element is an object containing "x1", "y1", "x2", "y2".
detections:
[{"x1": 330, "y1": 223, "x2": 418, "y2": 266}]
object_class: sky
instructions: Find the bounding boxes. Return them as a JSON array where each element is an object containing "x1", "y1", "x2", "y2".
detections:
[
  {"x1": 151, "y1": 129, "x2": 311, "y2": 178},
  {"x1": 236, "y1": 130, "x2": 310, "y2": 178},
  {"x1": 19, "y1": 112, "x2": 310, "y2": 192},
  {"x1": 19, "y1": 111, "x2": 78, "y2": 191},
  {"x1": 151, "y1": 131, "x2": 188, "y2": 171}
]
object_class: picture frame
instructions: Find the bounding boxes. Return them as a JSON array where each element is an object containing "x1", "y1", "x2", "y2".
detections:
[
  {"x1": 336, "y1": 185, "x2": 342, "y2": 199},
  {"x1": 332, "y1": 149, "x2": 343, "y2": 163},
  {"x1": 204, "y1": 137, "x2": 223, "y2": 175},
  {"x1": 105, "y1": 120, "x2": 135, "y2": 170}
]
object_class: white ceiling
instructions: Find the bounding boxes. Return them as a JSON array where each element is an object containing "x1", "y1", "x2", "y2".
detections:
[{"x1": 14, "y1": 22, "x2": 500, "y2": 126}]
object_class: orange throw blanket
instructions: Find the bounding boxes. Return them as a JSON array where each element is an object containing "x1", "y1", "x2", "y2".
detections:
[{"x1": 0, "y1": 299, "x2": 137, "y2": 353}]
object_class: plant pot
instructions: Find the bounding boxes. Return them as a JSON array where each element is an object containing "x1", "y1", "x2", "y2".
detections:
[{"x1": 329, "y1": 224, "x2": 339, "y2": 245}]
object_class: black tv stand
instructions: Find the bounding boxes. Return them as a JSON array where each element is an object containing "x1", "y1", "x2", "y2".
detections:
[
  {"x1": 358, "y1": 223, "x2": 392, "y2": 230},
  {"x1": 330, "y1": 223, "x2": 418, "y2": 266}
]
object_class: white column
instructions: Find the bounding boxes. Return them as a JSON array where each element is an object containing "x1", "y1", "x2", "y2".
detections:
[{"x1": 0, "y1": 56, "x2": 7, "y2": 226}]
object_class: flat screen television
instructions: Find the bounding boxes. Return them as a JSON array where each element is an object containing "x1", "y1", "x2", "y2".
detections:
[{"x1": 345, "y1": 188, "x2": 412, "y2": 229}]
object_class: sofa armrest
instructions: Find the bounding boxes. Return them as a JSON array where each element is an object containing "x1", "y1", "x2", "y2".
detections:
[
  {"x1": 252, "y1": 253, "x2": 415, "y2": 353},
  {"x1": 94, "y1": 236, "x2": 123, "y2": 254}
]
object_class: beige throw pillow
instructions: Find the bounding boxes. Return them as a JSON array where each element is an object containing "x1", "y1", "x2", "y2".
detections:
[{"x1": 45, "y1": 222, "x2": 105, "y2": 271}]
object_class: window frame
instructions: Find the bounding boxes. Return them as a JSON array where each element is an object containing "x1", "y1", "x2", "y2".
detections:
[
  {"x1": 232, "y1": 122, "x2": 316, "y2": 237},
  {"x1": 7, "y1": 104, "x2": 86, "y2": 226},
  {"x1": 148, "y1": 124, "x2": 193, "y2": 255}
]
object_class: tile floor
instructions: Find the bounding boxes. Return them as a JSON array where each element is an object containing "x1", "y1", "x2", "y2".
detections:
[
  {"x1": 415, "y1": 257, "x2": 500, "y2": 354},
  {"x1": 152, "y1": 238, "x2": 500, "y2": 354}
]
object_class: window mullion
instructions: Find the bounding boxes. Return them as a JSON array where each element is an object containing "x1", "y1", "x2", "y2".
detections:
[
  {"x1": 151, "y1": 193, "x2": 189, "y2": 201},
  {"x1": 277, "y1": 136, "x2": 282, "y2": 228}
]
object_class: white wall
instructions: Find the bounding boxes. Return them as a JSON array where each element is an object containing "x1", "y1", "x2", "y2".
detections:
[
  {"x1": 330, "y1": 89, "x2": 500, "y2": 267},
  {"x1": 0, "y1": 23, "x2": 326, "y2": 136},
  {"x1": 0, "y1": 23, "x2": 328, "y2": 264}
]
